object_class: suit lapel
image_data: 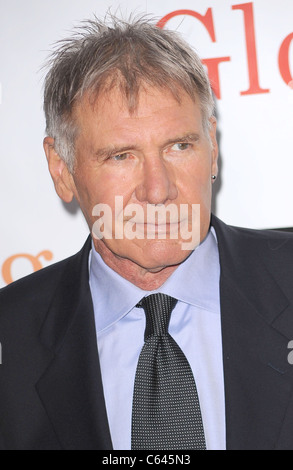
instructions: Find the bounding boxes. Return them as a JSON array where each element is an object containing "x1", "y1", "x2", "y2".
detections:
[
  {"x1": 36, "y1": 238, "x2": 112, "y2": 450},
  {"x1": 212, "y1": 216, "x2": 293, "y2": 449}
]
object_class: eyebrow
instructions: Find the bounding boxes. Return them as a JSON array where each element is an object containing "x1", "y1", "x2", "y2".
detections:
[
  {"x1": 94, "y1": 133, "x2": 200, "y2": 160},
  {"x1": 94, "y1": 145, "x2": 138, "y2": 160},
  {"x1": 163, "y1": 133, "x2": 200, "y2": 147}
]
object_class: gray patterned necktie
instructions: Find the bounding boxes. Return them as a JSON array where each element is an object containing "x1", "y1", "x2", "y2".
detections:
[{"x1": 131, "y1": 293, "x2": 206, "y2": 450}]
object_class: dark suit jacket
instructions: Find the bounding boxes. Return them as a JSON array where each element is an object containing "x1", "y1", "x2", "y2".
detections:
[{"x1": 2, "y1": 215, "x2": 293, "y2": 450}]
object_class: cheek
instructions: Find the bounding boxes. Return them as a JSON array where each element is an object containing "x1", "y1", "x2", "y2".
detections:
[
  {"x1": 178, "y1": 162, "x2": 211, "y2": 200},
  {"x1": 75, "y1": 168, "x2": 138, "y2": 224},
  {"x1": 100, "y1": 174, "x2": 136, "y2": 207}
]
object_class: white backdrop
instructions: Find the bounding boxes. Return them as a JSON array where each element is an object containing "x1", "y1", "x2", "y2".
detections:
[{"x1": 1, "y1": 0, "x2": 293, "y2": 287}]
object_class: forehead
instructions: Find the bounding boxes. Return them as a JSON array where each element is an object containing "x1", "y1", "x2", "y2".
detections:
[{"x1": 74, "y1": 84, "x2": 203, "y2": 141}]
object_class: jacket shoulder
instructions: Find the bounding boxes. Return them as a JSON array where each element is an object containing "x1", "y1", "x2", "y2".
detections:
[
  {"x1": 212, "y1": 214, "x2": 293, "y2": 247},
  {"x1": 212, "y1": 215, "x2": 293, "y2": 291},
  {"x1": 0, "y1": 246, "x2": 86, "y2": 327}
]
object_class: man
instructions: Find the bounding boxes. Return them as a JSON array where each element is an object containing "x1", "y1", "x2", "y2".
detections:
[{"x1": 1, "y1": 14, "x2": 293, "y2": 451}]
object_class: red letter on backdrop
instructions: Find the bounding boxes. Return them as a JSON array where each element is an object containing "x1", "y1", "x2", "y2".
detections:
[
  {"x1": 201, "y1": 57, "x2": 231, "y2": 99},
  {"x1": 157, "y1": 9, "x2": 216, "y2": 40},
  {"x1": 278, "y1": 33, "x2": 293, "y2": 85},
  {"x1": 232, "y1": 2, "x2": 270, "y2": 95},
  {"x1": 157, "y1": 9, "x2": 231, "y2": 99}
]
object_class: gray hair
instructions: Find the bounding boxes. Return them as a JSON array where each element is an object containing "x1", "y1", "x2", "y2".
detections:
[{"x1": 43, "y1": 14, "x2": 215, "y2": 172}]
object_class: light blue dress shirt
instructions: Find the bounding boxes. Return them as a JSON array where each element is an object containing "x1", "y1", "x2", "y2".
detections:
[{"x1": 89, "y1": 228, "x2": 226, "y2": 450}]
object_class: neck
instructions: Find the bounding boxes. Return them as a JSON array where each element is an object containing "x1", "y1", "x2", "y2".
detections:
[
  {"x1": 111, "y1": 263, "x2": 180, "y2": 291},
  {"x1": 92, "y1": 241, "x2": 184, "y2": 291}
]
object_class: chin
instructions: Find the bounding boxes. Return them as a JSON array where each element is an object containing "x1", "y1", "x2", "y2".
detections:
[{"x1": 131, "y1": 239, "x2": 193, "y2": 271}]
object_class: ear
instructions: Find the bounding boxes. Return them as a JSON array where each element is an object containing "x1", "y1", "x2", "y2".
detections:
[
  {"x1": 208, "y1": 116, "x2": 219, "y2": 179},
  {"x1": 43, "y1": 137, "x2": 75, "y2": 203}
]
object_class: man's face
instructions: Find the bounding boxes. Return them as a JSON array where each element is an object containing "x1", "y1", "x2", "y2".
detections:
[{"x1": 53, "y1": 85, "x2": 218, "y2": 276}]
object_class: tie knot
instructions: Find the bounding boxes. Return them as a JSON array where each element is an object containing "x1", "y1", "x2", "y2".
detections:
[{"x1": 137, "y1": 293, "x2": 178, "y2": 339}]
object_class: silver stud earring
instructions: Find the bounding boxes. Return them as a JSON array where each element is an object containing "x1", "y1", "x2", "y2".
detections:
[{"x1": 211, "y1": 175, "x2": 217, "y2": 180}]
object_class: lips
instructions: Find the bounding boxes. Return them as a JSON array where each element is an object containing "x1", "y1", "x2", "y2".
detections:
[{"x1": 124, "y1": 220, "x2": 188, "y2": 240}]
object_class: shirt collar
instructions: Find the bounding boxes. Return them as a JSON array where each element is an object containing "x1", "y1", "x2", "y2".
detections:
[
  {"x1": 89, "y1": 227, "x2": 220, "y2": 333},
  {"x1": 158, "y1": 227, "x2": 220, "y2": 312}
]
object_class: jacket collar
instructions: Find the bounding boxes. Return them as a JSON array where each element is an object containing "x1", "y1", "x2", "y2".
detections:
[
  {"x1": 212, "y1": 215, "x2": 293, "y2": 449},
  {"x1": 36, "y1": 236, "x2": 112, "y2": 450},
  {"x1": 212, "y1": 214, "x2": 290, "y2": 328}
]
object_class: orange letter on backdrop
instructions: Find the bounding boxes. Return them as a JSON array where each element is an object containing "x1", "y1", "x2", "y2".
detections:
[
  {"x1": 157, "y1": 9, "x2": 231, "y2": 99},
  {"x1": 232, "y1": 2, "x2": 270, "y2": 95},
  {"x1": 278, "y1": 33, "x2": 293, "y2": 85},
  {"x1": 2, "y1": 250, "x2": 53, "y2": 285}
]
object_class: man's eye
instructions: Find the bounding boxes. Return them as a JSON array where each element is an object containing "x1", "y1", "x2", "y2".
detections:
[
  {"x1": 112, "y1": 153, "x2": 128, "y2": 161},
  {"x1": 171, "y1": 142, "x2": 191, "y2": 151}
]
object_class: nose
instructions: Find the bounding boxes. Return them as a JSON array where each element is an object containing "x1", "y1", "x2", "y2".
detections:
[{"x1": 135, "y1": 155, "x2": 178, "y2": 204}]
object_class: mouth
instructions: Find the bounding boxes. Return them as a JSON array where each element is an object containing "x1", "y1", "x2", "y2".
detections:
[{"x1": 124, "y1": 220, "x2": 188, "y2": 239}]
